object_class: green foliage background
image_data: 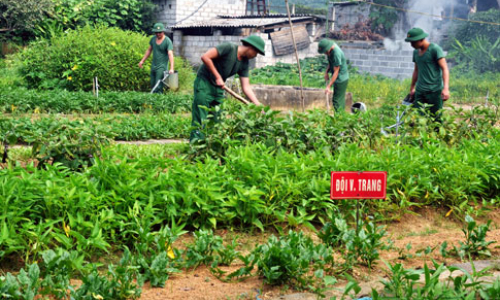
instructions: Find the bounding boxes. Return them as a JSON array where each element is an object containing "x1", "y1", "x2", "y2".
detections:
[
  {"x1": 0, "y1": 0, "x2": 156, "y2": 42},
  {"x1": 447, "y1": 9, "x2": 500, "y2": 74},
  {"x1": 0, "y1": 0, "x2": 54, "y2": 41},
  {"x1": 449, "y1": 9, "x2": 500, "y2": 45},
  {"x1": 15, "y1": 26, "x2": 194, "y2": 92}
]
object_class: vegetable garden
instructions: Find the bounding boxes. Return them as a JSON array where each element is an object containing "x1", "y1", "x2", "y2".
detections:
[{"x1": 1, "y1": 25, "x2": 500, "y2": 300}]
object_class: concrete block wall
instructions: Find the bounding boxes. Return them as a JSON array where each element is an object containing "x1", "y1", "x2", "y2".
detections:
[
  {"x1": 173, "y1": 32, "x2": 242, "y2": 67},
  {"x1": 342, "y1": 48, "x2": 415, "y2": 79},
  {"x1": 154, "y1": 0, "x2": 176, "y2": 26}
]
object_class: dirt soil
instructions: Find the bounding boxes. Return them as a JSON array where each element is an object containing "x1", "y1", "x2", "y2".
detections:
[
  {"x1": 1, "y1": 208, "x2": 498, "y2": 299},
  {"x1": 136, "y1": 208, "x2": 500, "y2": 300}
]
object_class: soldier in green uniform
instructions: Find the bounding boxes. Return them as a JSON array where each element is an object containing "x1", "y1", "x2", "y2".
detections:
[
  {"x1": 318, "y1": 39, "x2": 349, "y2": 112},
  {"x1": 190, "y1": 35, "x2": 265, "y2": 142},
  {"x1": 405, "y1": 28, "x2": 450, "y2": 121},
  {"x1": 139, "y1": 23, "x2": 174, "y2": 93}
]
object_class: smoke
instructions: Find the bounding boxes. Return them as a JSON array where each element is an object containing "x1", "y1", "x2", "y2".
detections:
[
  {"x1": 384, "y1": 0, "x2": 462, "y2": 51},
  {"x1": 408, "y1": 0, "x2": 445, "y2": 37}
]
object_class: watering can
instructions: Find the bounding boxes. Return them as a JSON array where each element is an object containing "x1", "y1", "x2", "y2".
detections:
[
  {"x1": 165, "y1": 71, "x2": 179, "y2": 91},
  {"x1": 150, "y1": 71, "x2": 179, "y2": 93}
]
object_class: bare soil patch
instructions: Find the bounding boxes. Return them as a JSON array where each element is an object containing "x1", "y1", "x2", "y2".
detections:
[{"x1": 136, "y1": 208, "x2": 500, "y2": 299}]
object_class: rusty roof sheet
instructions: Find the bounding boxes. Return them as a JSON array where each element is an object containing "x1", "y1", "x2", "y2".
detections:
[{"x1": 171, "y1": 15, "x2": 314, "y2": 29}]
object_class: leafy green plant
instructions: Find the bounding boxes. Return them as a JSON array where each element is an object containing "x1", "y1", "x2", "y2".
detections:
[
  {"x1": 373, "y1": 260, "x2": 498, "y2": 299},
  {"x1": 397, "y1": 243, "x2": 413, "y2": 260},
  {"x1": 354, "y1": 221, "x2": 388, "y2": 268},
  {"x1": 0, "y1": 87, "x2": 192, "y2": 113},
  {"x1": 126, "y1": 216, "x2": 186, "y2": 287},
  {"x1": 451, "y1": 215, "x2": 495, "y2": 259},
  {"x1": 39, "y1": 248, "x2": 84, "y2": 298},
  {"x1": 481, "y1": 277, "x2": 500, "y2": 300},
  {"x1": 0, "y1": 273, "x2": 21, "y2": 299},
  {"x1": 0, "y1": 113, "x2": 190, "y2": 146},
  {"x1": 253, "y1": 230, "x2": 334, "y2": 290},
  {"x1": 71, "y1": 262, "x2": 142, "y2": 300},
  {"x1": 318, "y1": 214, "x2": 352, "y2": 248},
  {"x1": 318, "y1": 213, "x2": 388, "y2": 269},
  {"x1": 214, "y1": 237, "x2": 240, "y2": 266},
  {"x1": 184, "y1": 230, "x2": 224, "y2": 268},
  {"x1": 21, "y1": 121, "x2": 112, "y2": 170},
  {"x1": 0, "y1": 263, "x2": 41, "y2": 300},
  {"x1": 451, "y1": 36, "x2": 500, "y2": 74}
]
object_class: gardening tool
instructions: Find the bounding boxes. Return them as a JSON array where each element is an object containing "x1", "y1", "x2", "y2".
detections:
[
  {"x1": 93, "y1": 77, "x2": 99, "y2": 98},
  {"x1": 223, "y1": 86, "x2": 250, "y2": 105},
  {"x1": 150, "y1": 70, "x2": 179, "y2": 93},
  {"x1": 381, "y1": 93, "x2": 414, "y2": 136}
]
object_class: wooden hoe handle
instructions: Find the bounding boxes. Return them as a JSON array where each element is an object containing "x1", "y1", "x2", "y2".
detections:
[{"x1": 223, "y1": 86, "x2": 250, "y2": 105}]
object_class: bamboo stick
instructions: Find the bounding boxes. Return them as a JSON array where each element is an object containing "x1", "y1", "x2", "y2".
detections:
[{"x1": 285, "y1": 0, "x2": 305, "y2": 113}]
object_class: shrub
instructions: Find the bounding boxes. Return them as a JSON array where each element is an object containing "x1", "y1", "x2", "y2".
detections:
[{"x1": 15, "y1": 26, "x2": 194, "y2": 92}]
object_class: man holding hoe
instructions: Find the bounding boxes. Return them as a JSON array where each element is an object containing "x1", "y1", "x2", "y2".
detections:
[
  {"x1": 405, "y1": 27, "x2": 450, "y2": 122},
  {"x1": 318, "y1": 38, "x2": 349, "y2": 113},
  {"x1": 139, "y1": 23, "x2": 174, "y2": 93},
  {"x1": 190, "y1": 35, "x2": 265, "y2": 142}
]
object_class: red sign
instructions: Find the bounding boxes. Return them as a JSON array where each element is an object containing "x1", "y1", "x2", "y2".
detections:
[{"x1": 331, "y1": 171, "x2": 387, "y2": 199}]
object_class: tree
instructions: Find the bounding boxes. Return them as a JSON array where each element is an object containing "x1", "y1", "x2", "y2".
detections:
[
  {"x1": 369, "y1": 0, "x2": 408, "y2": 35},
  {"x1": 0, "y1": 0, "x2": 53, "y2": 36}
]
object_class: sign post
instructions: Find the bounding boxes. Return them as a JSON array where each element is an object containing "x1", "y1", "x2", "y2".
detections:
[{"x1": 331, "y1": 171, "x2": 387, "y2": 232}]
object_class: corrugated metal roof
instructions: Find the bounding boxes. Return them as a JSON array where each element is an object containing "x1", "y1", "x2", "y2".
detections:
[
  {"x1": 217, "y1": 14, "x2": 313, "y2": 19},
  {"x1": 331, "y1": 1, "x2": 365, "y2": 6},
  {"x1": 171, "y1": 15, "x2": 313, "y2": 29}
]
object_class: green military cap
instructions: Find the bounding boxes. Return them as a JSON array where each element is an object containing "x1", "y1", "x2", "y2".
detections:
[
  {"x1": 241, "y1": 35, "x2": 266, "y2": 55},
  {"x1": 318, "y1": 39, "x2": 334, "y2": 54},
  {"x1": 152, "y1": 23, "x2": 165, "y2": 33},
  {"x1": 405, "y1": 27, "x2": 429, "y2": 42}
]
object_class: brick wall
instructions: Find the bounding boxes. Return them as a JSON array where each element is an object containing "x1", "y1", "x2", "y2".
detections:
[
  {"x1": 154, "y1": 0, "x2": 246, "y2": 26},
  {"x1": 173, "y1": 32, "x2": 242, "y2": 68},
  {"x1": 342, "y1": 48, "x2": 415, "y2": 79}
]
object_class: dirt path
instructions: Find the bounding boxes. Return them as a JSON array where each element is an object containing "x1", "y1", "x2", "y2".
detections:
[
  {"x1": 7, "y1": 139, "x2": 188, "y2": 150},
  {"x1": 114, "y1": 139, "x2": 187, "y2": 145}
]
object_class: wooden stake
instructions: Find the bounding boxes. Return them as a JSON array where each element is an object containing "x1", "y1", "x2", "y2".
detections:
[{"x1": 285, "y1": 0, "x2": 305, "y2": 113}]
